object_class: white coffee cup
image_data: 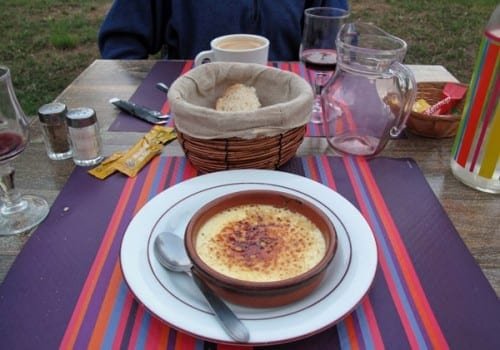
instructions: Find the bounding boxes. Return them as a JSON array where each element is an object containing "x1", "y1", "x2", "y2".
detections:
[{"x1": 194, "y1": 34, "x2": 269, "y2": 66}]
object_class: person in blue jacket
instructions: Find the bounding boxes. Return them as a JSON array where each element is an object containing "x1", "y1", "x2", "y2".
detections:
[{"x1": 98, "y1": 0, "x2": 349, "y2": 61}]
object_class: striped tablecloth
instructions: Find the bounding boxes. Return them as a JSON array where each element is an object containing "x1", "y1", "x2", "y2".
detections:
[{"x1": 0, "y1": 156, "x2": 499, "y2": 349}]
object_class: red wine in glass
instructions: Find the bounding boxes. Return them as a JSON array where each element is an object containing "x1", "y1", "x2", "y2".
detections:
[
  {"x1": 0, "y1": 131, "x2": 25, "y2": 161},
  {"x1": 300, "y1": 49, "x2": 337, "y2": 123},
  {"x1": 301, "y1": 49, "x2": 337, "y2": 72},
  {"x1": 299, "y1": 7, "x2": 349, "y2": 124},
  {"x1": 1, "y1": 65, "x2": 49, "y2": 235}
]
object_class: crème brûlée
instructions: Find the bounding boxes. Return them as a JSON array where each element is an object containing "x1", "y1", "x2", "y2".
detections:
[{"x1": 195, "y1": 204, "x2": 327, "y2": 282}]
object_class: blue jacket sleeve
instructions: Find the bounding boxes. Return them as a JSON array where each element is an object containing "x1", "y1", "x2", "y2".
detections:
[{"x1": 98, "y1": 0, "x2": 169, "y2": 59}]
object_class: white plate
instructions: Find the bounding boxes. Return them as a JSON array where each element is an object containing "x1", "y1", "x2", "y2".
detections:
[{"x1": 120, "y1": 169, "x2": 377, "y2": 345}]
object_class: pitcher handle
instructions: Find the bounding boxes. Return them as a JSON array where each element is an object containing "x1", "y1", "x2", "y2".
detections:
[{"x1": 389, "y1": 62, "x2": 417, "y2": 137}]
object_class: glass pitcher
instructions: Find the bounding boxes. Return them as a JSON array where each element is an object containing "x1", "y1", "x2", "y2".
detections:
[{"x1": 321, "y1": 22, "x2": 416, "y2": 156}]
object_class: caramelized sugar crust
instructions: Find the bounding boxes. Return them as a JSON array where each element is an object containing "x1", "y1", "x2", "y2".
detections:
[{"x1": 196, "y1": 204, "x2": 326, "y2": 282}]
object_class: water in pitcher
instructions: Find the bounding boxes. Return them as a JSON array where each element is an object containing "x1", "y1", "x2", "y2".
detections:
[
  {"x1": 324, "y1": 84, "x2": 398, "y2": 156},
  {"x1": 450, "y1": 7, "x2": 500, "y2": 194},
  {"x1": 321, "y1": 22, "x2": 416, "y2": 157}
]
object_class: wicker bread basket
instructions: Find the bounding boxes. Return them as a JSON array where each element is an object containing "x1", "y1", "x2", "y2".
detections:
[
  {"x1": 168, "y1": 62, "x2": 313, "y2": 172},
  {"x1": 406, "y1": 82, "x2": 467, "y2": 138},
  {"x1": 177, "y1": 126, "x2": 306, "y2": 173}
]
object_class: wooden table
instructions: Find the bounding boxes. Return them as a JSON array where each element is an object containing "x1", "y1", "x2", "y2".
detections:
[{"x1": 2, "y1": 60, "x2": 499, "y2": 297}]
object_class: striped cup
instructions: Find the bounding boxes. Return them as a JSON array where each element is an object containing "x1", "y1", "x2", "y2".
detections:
[{"x1": 450, "y1": 24, "x2": 499, "y2": 193}]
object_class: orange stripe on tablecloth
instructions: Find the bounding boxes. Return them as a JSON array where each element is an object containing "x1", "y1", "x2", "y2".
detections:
[
  {"x1": 59, "y1": 176, "x2": 137, "y2": 350},
  {"x1": 134, "y1": 156, "x2": 162, "y2": 214},
  {"x1": 161, "y1": 60, "x2": 194, "y2": 114},
  {"x1": 154, "y1": 322, "x2": 170, "y2": 350},
  {"x1": 87, "y1": 261, "x2": 124, "y2": 349},
  {"x1": 307, "y1": 156, "x2": 321, "y2": 181},
  {"x1": 357, "y1": 159, "x2": 448, "y2": 349},
  {"x1": 174, "y1": 332, "x2": 196, "y2": 350},
  {"x1": 344, "y1": 315, "x2": 362, "y2": 350},
  {"x1": 361, "y1": 298, "x2": 385, "y2": 349},
  {"x1": 342, "y1": 157, "x2": 419, "y2": 348},
  {"x1": 145, "y1": 316, "x2": 169, "y2": 349}
]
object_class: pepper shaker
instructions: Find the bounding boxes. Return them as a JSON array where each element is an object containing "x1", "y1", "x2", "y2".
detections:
[
  {"x1": 66, "y1": 107, "x2": 103, "y2": 166},
  {"x1": 38, "y1": 102, "x2": 72, "y2": 160}
]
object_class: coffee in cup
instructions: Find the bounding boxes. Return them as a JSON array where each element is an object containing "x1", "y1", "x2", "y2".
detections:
[
  {"x1": 216, "y1": 37, "x2": 265, "y2": 50},
  {"x1": 194, "y1": 34, "x2": 269, "y2": 66}
]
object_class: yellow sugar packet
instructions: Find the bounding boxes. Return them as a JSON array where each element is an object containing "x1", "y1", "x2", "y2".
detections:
[
  {"x1": 88, "y1": 126, "x2": 177, "y2": 179},
  {"x1": 113, "y1": 140, "x2": 163, "y2": 177},
  {"x1": 113, "y1": 126, "x2": 177, "y2": 177},
  {"x1": 88, "y1": 151, "x2": 125, "y2": 180},
  {"x1": 146, "y1": 126, "x2": 177, "y2": 145}
]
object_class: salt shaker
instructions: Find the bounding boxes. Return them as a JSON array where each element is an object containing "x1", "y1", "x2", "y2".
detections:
[
  {"x1": 38, "y1": 102, "x2": 72, "y2": 160},
  {"x1": 66, "y1": 107, "x2": 103, "y2": 166}
]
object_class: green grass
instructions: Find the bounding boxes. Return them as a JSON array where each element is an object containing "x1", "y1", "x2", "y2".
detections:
[
  {"x1": 0, "y1": 0, "x2": 110, "y2": 116},
  {"x1": 0, "y1": 0, "x2": 497, "y2": 117},
  {"x1": 352, "y1": 0, "x2": 498, "y2": 83}
]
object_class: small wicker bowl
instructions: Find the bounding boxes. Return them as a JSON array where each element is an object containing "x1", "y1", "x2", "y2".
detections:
[{"x1": 406, "y1": 82, "x2": 466, "y2": 138}]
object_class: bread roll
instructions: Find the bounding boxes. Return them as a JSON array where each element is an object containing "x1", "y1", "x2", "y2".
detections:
[{"x1": 215, "y1": 83, "x2": 261, "y2": 112}]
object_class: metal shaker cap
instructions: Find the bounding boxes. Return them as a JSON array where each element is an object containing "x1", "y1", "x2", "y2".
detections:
[
  {"x1": 65, "y1": 107, "x2": 97, "y2": 128},
  {"x1": 38, "y1": 102, "x2": 67, "y2": 124}
]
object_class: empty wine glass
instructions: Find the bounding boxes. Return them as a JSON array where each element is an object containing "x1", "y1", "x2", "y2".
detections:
[
  {"x1": 0, "y1": 66, "x2": 49, "y2": 235},
  {"x1": 299, "y1": 7, "x2": 349, "y2": 124}
]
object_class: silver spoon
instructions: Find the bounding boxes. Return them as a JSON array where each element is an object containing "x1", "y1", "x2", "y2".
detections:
[{"x1": 154, "y1": 231, "x2": 250, "y2": 343}]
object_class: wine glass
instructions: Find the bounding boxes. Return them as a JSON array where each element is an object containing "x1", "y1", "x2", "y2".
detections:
[
  {"x1": 0, "y1": 66, "x2": 49, "y2": 235},
  {"x1": 300, "y1": 7, "x2": 349, "y2": 124}
]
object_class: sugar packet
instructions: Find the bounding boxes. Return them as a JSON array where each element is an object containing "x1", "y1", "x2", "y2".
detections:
[{"x1": 88, "y1": 126, "x2": 176, "y2": 179}]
